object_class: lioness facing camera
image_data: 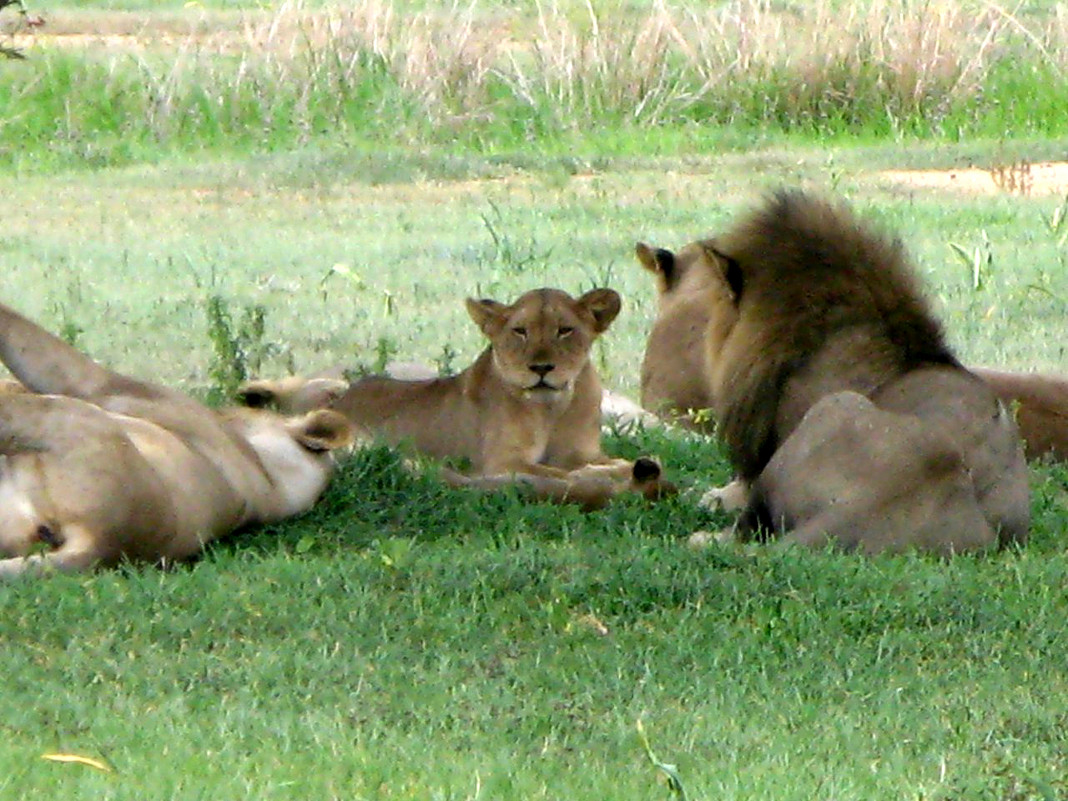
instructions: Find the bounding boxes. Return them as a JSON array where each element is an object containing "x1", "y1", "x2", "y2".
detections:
[
  {"x1": 241, "y1": 288, "x2": 673, "y2": 508},
  {"x1": 0, "y1": 301, "x2": 354, "y2": 579},
  {"x1": 639, "y1": 191, "x2": 1029, "y2": 555}
]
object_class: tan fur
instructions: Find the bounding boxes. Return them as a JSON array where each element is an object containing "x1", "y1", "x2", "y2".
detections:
[
  {"x1": 640, "y1": 191, "x2": 1029, "y2": 554},
  {"x1": 241, "y1": 288, "x2": 674, "y2": 507},
  {"x1": 635, "y1": 242, "x2": 716, "y2": 431},
  {"x1": 637, "y1": 238, "x2": 1068, "y2": 468},
  {"x1": 0, "y1": 302, "x2": 355, "y2": 579},
  {"x1": 971, "y1": 368, "x2": 1068, "y2": 462}
]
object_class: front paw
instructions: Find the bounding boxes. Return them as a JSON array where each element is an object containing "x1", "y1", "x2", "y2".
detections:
[{"x1": 698, "y1": 477, "x2": 749, "y2": 512}]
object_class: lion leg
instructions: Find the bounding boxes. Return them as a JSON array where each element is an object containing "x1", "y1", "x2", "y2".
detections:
[
  {"x1": 481, "y1": 458, "x2": 574, "y2": 481},
  {"x1": 441, "y1": 467, "x2": 616, "y2": 510},
  {"x1": 0, "y1": 302, "x2": 151, "y2": 401},
  {"x1": 0, "y1": 544, "x2": 102, "y2": 581},
  {"x1": 562, "y1": 456, "x2": 637, "y2": 481}
]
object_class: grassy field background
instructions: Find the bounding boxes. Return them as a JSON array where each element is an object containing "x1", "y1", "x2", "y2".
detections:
[{"x1": 2, "y1": 1, "x2": 1068, "y2": 799}]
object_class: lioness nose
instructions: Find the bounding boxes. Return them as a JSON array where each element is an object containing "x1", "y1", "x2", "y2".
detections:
[{"x1": 530, "y1": 363, "x2": 554, "y2": 377}]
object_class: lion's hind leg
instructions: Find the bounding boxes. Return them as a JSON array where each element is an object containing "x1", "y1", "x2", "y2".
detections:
[{"x1": 0, "y1": 302, "x2": 150, "y2": 401}]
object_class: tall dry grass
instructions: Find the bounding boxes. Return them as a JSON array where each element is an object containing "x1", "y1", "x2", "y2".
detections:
[{"x1": 3, "y1": 0, "x2": 1068, "y2": 164}]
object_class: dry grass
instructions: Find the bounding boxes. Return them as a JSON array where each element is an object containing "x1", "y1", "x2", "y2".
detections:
[
  {"x1": 989, "y1": 158, "x2": 1035, "y2": 196},
  {"x1": 5, "y1": 0, "x2": 1068, "y2": 158}
]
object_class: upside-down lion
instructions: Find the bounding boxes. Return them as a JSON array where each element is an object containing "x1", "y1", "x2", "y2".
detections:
[
  {"x1": 637, "y1": 190, "x2": 1030, "y2": 555},
  {"x1": 0, "y1": 301, "x2": 355, "y2": 579},
  {"x1": 239, "y1": 287, "x2": 673, "y2": 509}
]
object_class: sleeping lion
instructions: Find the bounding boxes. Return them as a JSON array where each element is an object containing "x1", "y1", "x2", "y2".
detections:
[{"x1": 0, "y1": 300, "x2": 354, "y2": 579}]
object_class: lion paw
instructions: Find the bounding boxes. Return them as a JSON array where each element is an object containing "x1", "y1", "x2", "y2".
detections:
[{"x1": 698, "y1": 478, "x2": 749, "y2": 512}]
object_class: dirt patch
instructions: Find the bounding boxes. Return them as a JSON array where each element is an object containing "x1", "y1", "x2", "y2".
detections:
[{"x1": 880, "y1": 162, "x2": 1068, "y2": 196}]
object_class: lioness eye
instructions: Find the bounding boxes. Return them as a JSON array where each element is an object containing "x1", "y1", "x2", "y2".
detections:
[
  {"x1": 557, "y1": 326, "x2": 574, "y2": 338},
  {"x1": 512, "y1": 327, "x2": 527, "y2": 339}
]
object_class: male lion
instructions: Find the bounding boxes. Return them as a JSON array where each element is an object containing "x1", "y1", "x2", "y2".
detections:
[
  {"x1": 0, "y1": 301, "x2": 354, "y2": 579},
  {"x1": 636, "y1": 238, "x2": 1068, "y2": 464},
  {"x1": 639, "y1": 190, "x2": 1029, "y2": 555},
  {"x1": 240, "y1": 287, "x2": 673, "y2": 509}
]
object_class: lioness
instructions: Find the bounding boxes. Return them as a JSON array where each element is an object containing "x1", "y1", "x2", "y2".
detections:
[
  {"x1": 240, "y1": 287, "x2": 673, "y2": 508},
  {"x1": 635, "y1": 240, "x2": 716, "y2": 432},
  {"x1": 639, "y1": 190, "x2": 1029, "y2": 555},
  {"x1": 636, "y1": 240, "x2": 1068, "y2": 464},
  {"x1": 0, "y1": 301, "x2": 355, "y2": 579}
]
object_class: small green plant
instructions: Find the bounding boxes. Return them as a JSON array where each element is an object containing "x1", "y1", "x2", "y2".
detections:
[
  {"x1": 204, "y1": 294, "x2": 281, "y2": 405},
  {"x1": 318, "y1": 263, "x2": 365, "y2": 301},
  {"x1": 479, "y1": 200, "x2": 552, "y2": 274},
  {"x1": 636, "y1": 719, "x2": 690, "y2": 801},
  {"x1": 1042, "y1": 195, "x2": 1068, "y2": 250},
  {"x1": 949, "y1": 230, "x2": 993, "y2": 291},
  {"x1": 434, "y1": 343, "x2": 458, "y2": 377},
  {"x1": 373, "y1": 336, "x2": 398, "y2": 374}
]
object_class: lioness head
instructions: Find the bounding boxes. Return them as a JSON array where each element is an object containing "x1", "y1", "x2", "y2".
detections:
[
  {"x1": 634, "y1": 240, "x2": 741, "y2": 419},
  {"x1": 465, "y1": 288, "x2": 621, "y2": 397}
]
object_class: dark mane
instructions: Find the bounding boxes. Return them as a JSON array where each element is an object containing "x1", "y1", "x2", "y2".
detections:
[{"x1": 714, "y1": 190, "x2": 959, "y2": 479}]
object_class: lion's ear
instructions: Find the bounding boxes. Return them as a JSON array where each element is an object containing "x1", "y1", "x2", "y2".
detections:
[
  {"x1": 703, "y1": 243, "x2": 744, "y2": 303},
  {"x1": 237, "y1": 380, "x2": 278, "y2": 408},
  {"x1": 288, "y1": 409, "x2": 357, "y2": 453},
  {"x1": 635, "y1": 242, "x2": 678, "y2": 292},
  {"x1": 466, "y1": 297, "x2": 508, "y2": 335},
  {"x1": 577, "y1": 288, "x2": 622, "y2": 333}
]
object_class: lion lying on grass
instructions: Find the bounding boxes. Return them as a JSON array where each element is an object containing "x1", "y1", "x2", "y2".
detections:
[
  {"x1": 971, "y1": 368, "x2": 1068, "y2": 462},
  {"x1": 240, "y1": 287, "x2": 673, "y2": 510},
  {"x1": 0, "y1": 301, "x2": 355, "y2": 579},
  {"x1": 637, "y1": 236, "x2": 1068, "y2": 463},
  {"x1": 638, "y1": 190, "x2": 1029, "y2": 555}
]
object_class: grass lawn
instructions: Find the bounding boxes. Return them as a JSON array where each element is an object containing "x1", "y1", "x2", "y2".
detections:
[{"x1": 2, "y1": 2, "x2": 1068, "y2": 799}]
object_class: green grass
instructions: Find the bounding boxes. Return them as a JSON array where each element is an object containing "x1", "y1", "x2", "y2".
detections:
[
  {"x1": 2, "y1": 2, "x2": 1068, "y2": 799},
  {"x1": 2, "y1": 142, "x2": 1067, "y2": 391},
  {"x1": 2, "y1": 441, "x2": 1068, "y2": 799},
  {"x1": 2, "y1": 140, "x2": 1068, "y2": 800}
]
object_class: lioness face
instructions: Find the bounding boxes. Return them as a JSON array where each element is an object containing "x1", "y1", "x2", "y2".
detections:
[{"x1": 466, "y1": 288, "x2": 621, "y2": 397}]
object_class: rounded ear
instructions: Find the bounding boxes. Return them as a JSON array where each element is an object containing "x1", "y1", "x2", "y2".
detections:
[
  {"x1": 289, "y1": 409, "x2": 358, "y2": 453},
  {"x1": 577, "y1": 288, "x2": 622, "y2": 333},
  {"x1": 635, "y1": 242, "x2": 659, "y2": 273},
  {"x1": 236, "y1": 380, "x2": 277, "y2": 408},
  {"x1": 465, "y1": 297, "x2": 508, "y2": 336},
  {"x1": 631, "y1": 456, "x2": 662, "y2": 483},
  {"x1": 635, "y1": 243, "x2": 677, "y2": 292}
]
